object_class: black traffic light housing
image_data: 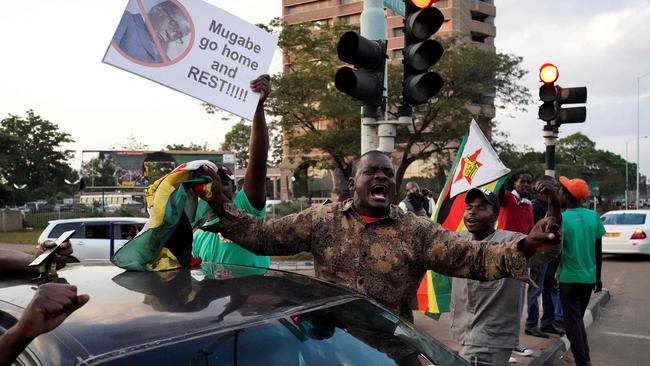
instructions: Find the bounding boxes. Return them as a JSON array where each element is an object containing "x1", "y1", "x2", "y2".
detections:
[
  {"x1": 538, "y1": 64, "x2": 587, "y2": 125},
  {"x1": 335, "y1": 31, "x2": 387, "y2": 107},
  {"x1": 402, "y1": 2, "x2": 444, "y2": 106}
]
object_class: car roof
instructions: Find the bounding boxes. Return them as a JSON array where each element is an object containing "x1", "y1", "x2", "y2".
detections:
[
  {"x1": 601, "y1": 210, "x2": 650, "y2": 216},
  {"x1": 47, "y1": 217, "x2": 148, "y2": 225},
  {"x1": 0, "y1": 263, "x2": 358, "y2": 362}
]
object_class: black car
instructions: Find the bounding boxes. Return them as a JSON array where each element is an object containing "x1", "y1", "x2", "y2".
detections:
[{"x1": 0, "y1": 263, "x2": 468, "y2": 366}]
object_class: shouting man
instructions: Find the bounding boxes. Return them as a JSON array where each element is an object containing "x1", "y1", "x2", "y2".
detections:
[{"x1": 198, "y1": 151, "x2": 561, "y2": 321}]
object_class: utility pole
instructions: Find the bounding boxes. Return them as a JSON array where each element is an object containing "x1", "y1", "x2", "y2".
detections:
[{"x1": 360, "y1": 0, "x2": 386, "y2": 153}]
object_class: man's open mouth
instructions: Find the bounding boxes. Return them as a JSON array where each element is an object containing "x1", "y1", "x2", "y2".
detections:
[
  {"x1": 370, "y1": 185, "x2": 388, "y2": 201},
  {"x1": 465, "y1": 217, "x2": 478, "y2": 225}
]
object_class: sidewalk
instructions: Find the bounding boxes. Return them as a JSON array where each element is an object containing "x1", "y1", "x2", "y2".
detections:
[{"x1": 412, "y1": 290, "x2": 611, "y2": 366}]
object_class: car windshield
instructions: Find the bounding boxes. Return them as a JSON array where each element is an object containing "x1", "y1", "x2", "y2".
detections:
[
  {"x1": 602, "y1": 213, "x2": 646, "y2": 225},
  {"x1": 97, "y1": 299, "x2": 465, "y2": 366}
]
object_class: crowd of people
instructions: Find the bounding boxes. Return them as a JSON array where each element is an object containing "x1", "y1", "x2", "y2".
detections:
[{"x1": 1, "y1": 74, "x2": 606, "y2": 366}]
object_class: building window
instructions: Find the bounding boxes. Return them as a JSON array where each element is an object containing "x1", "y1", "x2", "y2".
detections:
[
  {"x1": 470, "y1": 11, "x2": 489, "y2": 22},
  {"x1": 392, "y1": 27, "x2": 404, "y2": 37},
  {"x1": 339, "y1": 0, "x2": 360, "y2": 4},
  {"x1": 471, "y1": 31, "x2": 488, "y2": 43},
  {"x1": 392, "y1": 49, "x2": 403, "y2": 59},
  {"x1": 284, "y1": 6, "x2": 293, "y2": 15}
]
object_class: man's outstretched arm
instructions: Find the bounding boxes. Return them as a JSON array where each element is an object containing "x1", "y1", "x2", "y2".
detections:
[
  {"x1": 202, "y1": 201, "x2": 314, "y2": 256},
  {"x1": 243, "y1": 74, "x2": 271, "y2": 211},
  {"x1": 419, "y1": 217, "x2": 561, "y2": 282},
  {"x1": 199, "y1": 167, "x2": 313, "y2": 256}
]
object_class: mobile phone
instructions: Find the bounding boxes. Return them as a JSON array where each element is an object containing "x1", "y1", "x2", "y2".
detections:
[{"x1": 29, "y1": 230, "x2": 76, "y2": 267}]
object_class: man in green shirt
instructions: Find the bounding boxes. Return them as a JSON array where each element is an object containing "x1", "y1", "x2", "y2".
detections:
[
  {"x1": 191, "y1": 74, "x2": 271, "y2": 268},
  {"x1": 558, "y1": 176, "x2": 605, "y2": 366}
]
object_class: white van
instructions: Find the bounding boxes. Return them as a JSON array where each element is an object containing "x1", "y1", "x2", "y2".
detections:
[{"x1": 37, "y1": 217, "x2": 148, "y2": 262}]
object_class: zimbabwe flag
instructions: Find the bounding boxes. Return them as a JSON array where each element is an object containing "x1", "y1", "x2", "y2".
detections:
[
  {"x1": 111, "y1": 160, "x2": 216, "y2": 271},
  {"x1": 416, "y1": 120, "x2": 510, "y2": 319}
]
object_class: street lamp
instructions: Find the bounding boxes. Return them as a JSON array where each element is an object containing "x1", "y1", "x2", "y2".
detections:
[{"x1": 637, "y1": 71, "x2": 650, "y2": 210}]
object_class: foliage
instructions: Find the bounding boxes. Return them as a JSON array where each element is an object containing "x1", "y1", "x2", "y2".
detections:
[
  {"x1": 555, "y1": 133, "x2": 638, "y2": 198},
  {"x1": 221, "y1": 120, "x2": 252, "y2": 168},
  {"x1": 262, "y1": 19, "x2": 361, "y2": 194},
  {"x1": 114, "y1": 134, "x2": 149, "y2": 150},
  {"x1": 165, "y1": 142, "x2": 210, "y2": 151},
  {"x1": 493, "y1": 130, "x2": 545, "y2": 177},
  {"x1": 82, "y1": 157, "x2": 117, "y2": 187},
  {"x1": 0, "y1": 110, "x2": 77, "y2": 205},
  {"x1": 496, "y1": 132, "x2": 639, "y2": 200}
]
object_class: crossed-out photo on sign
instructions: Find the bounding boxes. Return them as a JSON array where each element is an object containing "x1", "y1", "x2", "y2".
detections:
[{"x1": 112, "y1": 0, "x2": 194, "y2": 66}]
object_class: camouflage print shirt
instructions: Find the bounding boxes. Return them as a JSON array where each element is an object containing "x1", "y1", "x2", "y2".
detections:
[{"x1": 204, "y1": 199, "x2": 531, "y2": 321}]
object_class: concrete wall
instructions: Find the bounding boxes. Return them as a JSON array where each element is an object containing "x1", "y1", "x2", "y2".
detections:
[{"x1": 0, "y1": 210, "x2": 23, "y2": 232}]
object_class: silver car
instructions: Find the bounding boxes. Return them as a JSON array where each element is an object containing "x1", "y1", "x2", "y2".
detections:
[{"x1": 37, "y1": 217, "x2": 147, "y2": 261}]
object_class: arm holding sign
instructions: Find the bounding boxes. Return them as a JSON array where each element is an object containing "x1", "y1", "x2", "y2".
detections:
[{"x1": 243, "y1": 74, "x2": 271, "y2": 210}]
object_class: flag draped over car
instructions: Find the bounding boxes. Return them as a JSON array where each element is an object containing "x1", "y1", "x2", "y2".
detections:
[
  {"x1": 111, "y1": 160, "x2": 215, "y2": 271},
  {"x1": 416, "y1": 120, "x2": 510, "y2": 319}
]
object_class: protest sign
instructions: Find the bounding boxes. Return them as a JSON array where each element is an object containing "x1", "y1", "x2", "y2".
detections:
[{"x1": 103, "y1": 0, "x2": 278, "y2": 120}]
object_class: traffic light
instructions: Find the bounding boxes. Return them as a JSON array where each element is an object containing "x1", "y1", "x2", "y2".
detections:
[
  {"x1": 538, "y1": 63, "x2": 587, "y2": 124},
  {"x1": 402, "y1": 0, "x2": 444, "y2": 106},
  {"x1": 335, "y1": 31, "x2": 387, "y2": 107}
]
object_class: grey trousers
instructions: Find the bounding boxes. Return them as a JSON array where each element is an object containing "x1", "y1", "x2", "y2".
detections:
[{"x1": 460, "y1": 345, "x2": 513, "y2": 366}]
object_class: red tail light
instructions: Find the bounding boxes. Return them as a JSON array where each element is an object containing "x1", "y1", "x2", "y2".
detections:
[{"x1": 630, "y1": 229, "x2": 647, "y2": 240}]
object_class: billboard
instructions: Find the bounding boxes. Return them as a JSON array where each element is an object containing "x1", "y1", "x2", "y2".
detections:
[{"x1": 81, "y1": 150, "x2": 235, "y2": 188}]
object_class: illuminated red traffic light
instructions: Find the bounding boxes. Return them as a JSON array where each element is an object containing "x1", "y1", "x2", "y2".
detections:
[
  {"x1": 408, "y1": 0, "x2": 436, "y2": 9},
  {"x1": 539, "y1": 63, "x2": 559, "y2": 84}
]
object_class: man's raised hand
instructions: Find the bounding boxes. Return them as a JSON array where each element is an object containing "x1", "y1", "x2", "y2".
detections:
[
  {"x1": 521, "y1": 217, "x2": 561, "y2": 258},
  {"x1": 251, "y1": 74, "x2": 270, "y2": 104}
]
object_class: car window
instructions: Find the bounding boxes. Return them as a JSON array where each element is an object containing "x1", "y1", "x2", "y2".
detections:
[
  {"x1": 602, "y1": 213, "x2": 646, "y2": 225},
  {"x1": 118, "y1": 224, "x2": 143, "y2": 240},
  {"x1": 101, "y1": 299, "x2": 465, "y2": 366},
  {"x1": 48, "y1": 223, "x2": 84, "y2": 239},
  {"x1": 84, "y1": 224, "x2": 111, "y2": 239}
]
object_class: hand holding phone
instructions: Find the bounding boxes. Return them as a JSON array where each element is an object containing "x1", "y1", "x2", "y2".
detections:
[{"x1": 29, "y1": 230, "x2": 76, "y2": 267}]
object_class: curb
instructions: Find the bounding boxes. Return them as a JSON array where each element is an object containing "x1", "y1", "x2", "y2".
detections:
[{"x1": 529, "y1": 289, "x2": 611, "y2": 366}]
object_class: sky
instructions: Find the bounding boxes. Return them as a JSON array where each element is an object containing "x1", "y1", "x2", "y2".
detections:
[{"x1": 1, "y1": 1, "x2": 649, "y2": 174}]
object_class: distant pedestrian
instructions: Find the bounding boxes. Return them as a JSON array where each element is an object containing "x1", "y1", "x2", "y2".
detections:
[
  {"x1": 557, "y1": 176, "x2": 605, "y2": 366},
  {"x1": 422, "y1": 188, "x2": 436, "y2": 217},
  {"x1": 498, "y1": 171, "x2": 534, "y2": 235},
  {"x1": 526, "y1": 176, "x2": 565, "y2": 336},
  {"x1": 398, "y1": 181, "x2": 428, "y2": 217}
]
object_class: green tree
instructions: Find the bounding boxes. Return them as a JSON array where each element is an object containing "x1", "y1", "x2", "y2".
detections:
[
  {"x1": 556, "y1": 132, "x2": 638, "y2": 199},
  {"x1": 218, "y1": 118, "x2": 284, "y2": 168},
  {"x1": 265, "y1": 19, "x2": 362, "y2": 194},
  {"x1": 0, "y1": 110, "x2": 76, "y2": 203},
  {"x1": 264, "y1": 19, "x2": 531, "y2": 196},
  {"x1": 221, "y1": 120, "x2": 252, "y2": 168},
  {"x1": 82, "y1": 157, "x2": 117, "y2": 187},
  {"x1": 165, "y1": 142, "x2": 209, "y2": 151}
]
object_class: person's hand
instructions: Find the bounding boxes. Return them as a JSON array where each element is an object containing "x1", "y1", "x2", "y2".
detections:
[
  {"x1": 251, "y1": 74, "x2": 271, "y2": 104},
  {"x1": 593, "y1": 279, "x2": 603, "y2": 293},
  {"x1": 35, "y1": 240, "x2": 73, "y2": 269},
  {"x1": 199, "y1": 165, "x2": 229, "y2": 216},
  {"x1": 534, "y1": 180, "x2": 557, "y2": 199},
  {"x1": 14, "y1": 283, "x2": 89, "y2": 340},
  {"x1": 521, "y1": 217, "x2": 561, "y2": 258}
]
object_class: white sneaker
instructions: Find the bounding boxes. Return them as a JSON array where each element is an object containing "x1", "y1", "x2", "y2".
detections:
[
  {"x1": 509, "y1": 356, "x2": 517, "y2": 363},
  {"x1": 512, "y1": 346, "x2": 533, "y2": 357}
]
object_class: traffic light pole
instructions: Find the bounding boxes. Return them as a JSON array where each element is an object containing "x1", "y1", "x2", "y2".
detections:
[
  {"x1": 543, "y1": 124, "x2": 558, "y2": 177},
  {"x1": 360, "y1": 0, "x2": 386, "y2": 154}
]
